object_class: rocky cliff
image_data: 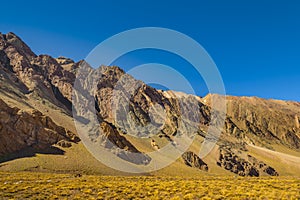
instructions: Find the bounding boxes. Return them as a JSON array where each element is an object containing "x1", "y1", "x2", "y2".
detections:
[
  {"x1": 0, "y1": 32, "x2": 78, "y2": 157},
  {"x1": 0, "y1": 99, "x2": 78, "y2": 156}
]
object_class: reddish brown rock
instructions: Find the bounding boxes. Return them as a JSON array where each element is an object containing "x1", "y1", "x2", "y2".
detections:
[{"x1": 0, "y1": 99, "x2": 77, "y2": 156}]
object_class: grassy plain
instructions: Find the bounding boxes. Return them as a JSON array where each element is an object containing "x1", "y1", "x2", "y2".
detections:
[{"x1": 0, "y1": 172, "x2": 299, "y2": 199}]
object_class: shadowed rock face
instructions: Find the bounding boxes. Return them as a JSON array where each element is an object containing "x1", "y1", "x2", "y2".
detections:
[
  {"x1": 0, "y1": 99, "x2": 78, "y2": 156},
  {"x1": 182, "y1": 151, "x2": 208, "y2": 171},
  {"x1": 217, "y1": 147, "x2": 279, "y2": 177},
  {"x1": 99, "y1": 121, "x2": 151, "y2": 165}
]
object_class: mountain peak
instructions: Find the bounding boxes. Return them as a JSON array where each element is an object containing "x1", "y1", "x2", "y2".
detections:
[{"x1": 0, "y1": 32, "x2": 36, "y2": 59}]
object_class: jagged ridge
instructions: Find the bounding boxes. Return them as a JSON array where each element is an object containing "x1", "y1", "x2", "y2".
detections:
[{"x1": 0, "y1": 32, "x2": 300, "y2": 176}]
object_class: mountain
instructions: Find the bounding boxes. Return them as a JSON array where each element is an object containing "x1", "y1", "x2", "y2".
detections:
[{"x1": 0, "y1": 32, "x2": 299, "y2": 176}]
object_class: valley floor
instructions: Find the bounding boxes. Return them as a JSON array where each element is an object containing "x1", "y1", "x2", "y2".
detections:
[{"x1": 0, "y1": 172, "x2": 299, "y2": 199}]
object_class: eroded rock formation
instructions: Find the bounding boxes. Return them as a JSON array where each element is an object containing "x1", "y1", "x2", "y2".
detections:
[
  {"x1": 0, "y1": 99, "x2": 78, "y2": 156},
  {"x1": 217, "y1": 147, "x2": 278, "y2": 177},
  {"x1": 182, "y1": 151, "x2": 208, "y2": 171}
]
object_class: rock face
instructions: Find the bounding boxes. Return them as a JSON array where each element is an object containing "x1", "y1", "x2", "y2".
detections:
[
  {"x1": 182, "y1": 151, "x2": 208, "y2": 171},
  {"x1": 0, "y1": 33, "x2": 74, "y2": 111},
  {"x1": 73, "y1": 64, "x2": 212, "y2": 165},
  {"x1": 247, "y1": 154, "x2": 278, "y2": 176},
  {"x1": 217, "y1": 147, "x2": 279, "y2": 177},
  {"x1": 204, "y1": 95, "x2": 300, "y2": 150},
  {"x1": 0, "y1": 99, "x2": 78, "y2": 156},
  {"x1": 0, "y1": 32, "x2": 79, "y2": 157},
  {"x1": 99, "y1": 121, "x2": 151, "y2": 165},
  {"x1": 92, "y1": 65, "x2": 211, "y2": 141},
  {"x1": 0, "y1": 33, "x2": 151, "y2": 164},
  {"x1": 226, "y1": 96, "x2": 300, "y2": 149}
]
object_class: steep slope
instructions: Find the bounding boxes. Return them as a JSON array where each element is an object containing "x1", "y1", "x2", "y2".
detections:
[
  {"x1": 0, "y1": 32, "x2": 75, "y2": 111},
  {"x1": 0, "y1": 32, "x2": 79, "y2": 159},
  {"x1": 203, "y1": 94, "x2": 300, "y2": 150},
  {"x1": 0, "y1": 99, "x2": 78, "y2": 156}
]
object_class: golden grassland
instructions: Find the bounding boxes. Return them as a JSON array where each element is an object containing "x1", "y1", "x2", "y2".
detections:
[{"x1": 0, "y1": 172, "x2": 299, "y2": 199}]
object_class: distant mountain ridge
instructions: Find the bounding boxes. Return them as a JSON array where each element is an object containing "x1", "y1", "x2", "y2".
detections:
[{"x1": 0, "y1": 32, "x2": 300, "y2": 176}]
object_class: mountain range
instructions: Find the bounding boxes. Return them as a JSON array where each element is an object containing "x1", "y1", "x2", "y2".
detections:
[{"x1": 0, "y1": 32, "x2": 300, "y2": 177}]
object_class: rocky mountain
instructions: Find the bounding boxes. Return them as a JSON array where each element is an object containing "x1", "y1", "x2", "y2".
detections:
[{"x1": 0, "y1": 32, "x2": 299, "y2": 176}]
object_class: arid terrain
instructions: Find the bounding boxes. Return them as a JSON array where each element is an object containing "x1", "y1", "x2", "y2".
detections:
[
  {"x1": 1, "y1": 172, "x2": 300, "y2": 199},
  {"x1": 0, "y1": 32, "x2": 300, "y2": 198}
]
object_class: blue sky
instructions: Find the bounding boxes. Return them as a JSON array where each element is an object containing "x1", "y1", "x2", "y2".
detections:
[{"x1": 0, "y1": 0, "x2": 299, "y2": 101}]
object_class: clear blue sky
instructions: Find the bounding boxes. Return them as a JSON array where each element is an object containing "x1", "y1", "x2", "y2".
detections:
[{"x1": 1, "y1": 0, "x2": 299, "y2": 101}]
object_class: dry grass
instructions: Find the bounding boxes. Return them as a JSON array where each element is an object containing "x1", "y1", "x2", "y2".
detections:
[{"x1": 0, "y1": 172, "x2": 299, "y2": 199}]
